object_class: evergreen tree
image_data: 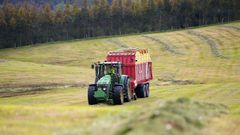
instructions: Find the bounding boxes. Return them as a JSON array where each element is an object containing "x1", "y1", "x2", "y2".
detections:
[{"x1": 0, "y1": 9, "x2": 6, "y2": 26}]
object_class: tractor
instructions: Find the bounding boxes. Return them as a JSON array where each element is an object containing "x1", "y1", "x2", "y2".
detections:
[{"x1": 88, "y1": 62, "x2": 132, "y2": 105}]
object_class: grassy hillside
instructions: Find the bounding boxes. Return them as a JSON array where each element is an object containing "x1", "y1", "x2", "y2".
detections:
[{"x1": 0, "y1": 22, "x2": 239, "y2": 135}]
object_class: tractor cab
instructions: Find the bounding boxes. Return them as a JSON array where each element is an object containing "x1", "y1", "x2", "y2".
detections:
[{"x1": 94, "y1": 62, "x2": 122, "y2": 83}]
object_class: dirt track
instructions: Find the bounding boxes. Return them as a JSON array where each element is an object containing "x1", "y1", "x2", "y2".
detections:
[
  {"x1": 0, "y1": 82, "x2": 85, "y2": 97},
  {"x1": 0, "y1": 59, "x2": 7, "y2": 63}
]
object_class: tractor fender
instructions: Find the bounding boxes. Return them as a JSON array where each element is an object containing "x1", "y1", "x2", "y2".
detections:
[
  {"x1": 89, "y1": 84, "x2": 97, "y2": 87},
  {"x1": 88, "y1": 84, "x2": 97, "y2": 91}
]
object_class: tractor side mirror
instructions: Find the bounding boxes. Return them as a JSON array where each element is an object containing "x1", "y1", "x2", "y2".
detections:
[{"x1": 91, "y1": 64, "x2": 94, "y2": 69}]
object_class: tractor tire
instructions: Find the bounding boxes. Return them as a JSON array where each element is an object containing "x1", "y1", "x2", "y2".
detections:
[
  {"x1": 135, "y1": 85, "x2": 145, "y2": 98},
  {"x1": 113, "y1": 85, "x2": 124, "y2": 105},
  {"x1": 124, "y1": 78, "x2": 132, "y2": 102},
  {"x1": 145, "y1": 84, "x2": 149, "y2": 97},
  {"x1": 88, "y1": 85, "x2": 97, "y2": 105}
]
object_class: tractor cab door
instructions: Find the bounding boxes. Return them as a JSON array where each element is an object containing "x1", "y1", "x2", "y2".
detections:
[{"x1": 95, "y1": 64, "x2": 105, "y2": 83}]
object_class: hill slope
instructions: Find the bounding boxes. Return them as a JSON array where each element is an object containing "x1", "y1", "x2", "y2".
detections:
[
  {"x1": 0, "y1": 22, "x2": 239, "y2": 135},
  {"x1": 0, "y1": 22, "x2": 239, "y2": 89}
]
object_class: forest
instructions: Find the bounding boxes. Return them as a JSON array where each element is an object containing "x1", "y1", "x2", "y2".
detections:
[
  {"x1": 0, "y1": 0, "x2": 97, "y2": 6},
  {"x1": 0, "y1": 0, "x2": 239, "y2": 48}
]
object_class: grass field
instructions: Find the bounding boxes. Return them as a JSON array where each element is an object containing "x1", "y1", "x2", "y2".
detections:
[{"x1": 0, "y1": 22, "x2": 239, "y2": 135}]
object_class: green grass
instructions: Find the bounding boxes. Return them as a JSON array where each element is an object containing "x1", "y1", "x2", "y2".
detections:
[
  {"x1": 0, "y1": 84, "x2": 239, "y2": 135},
  {"x1": 98, "y1": 98, "x2": 228, "y2": 135},
  {"x1": 0, "y1": 60, "x2": 93, "y2": 88},
  {"x1": 0, "y1": 22, "x2": 240, "y2": 135}
]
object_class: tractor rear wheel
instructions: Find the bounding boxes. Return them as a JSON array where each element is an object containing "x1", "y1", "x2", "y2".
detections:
[
  {"x1": 124, "y1": 78, "x2": 132, "y2": 102},
  {"x1": 113, "y1": 85, "x2": 124, "y2": 105},
  {"x1": 88, "y1": 85, "x2": 97, "y2": 105}
]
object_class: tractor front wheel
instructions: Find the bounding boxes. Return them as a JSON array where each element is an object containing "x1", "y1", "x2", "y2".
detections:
[
  {"x1": 88, "y1": 85, "x2": 97, "y2": 105},
  {"x1": 113, "y1": 85, "x2": 124, "y2": 105}
]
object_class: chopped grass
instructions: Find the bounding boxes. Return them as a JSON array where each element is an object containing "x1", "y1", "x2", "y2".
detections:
[{"x1": 89, "y1": 98, "x2": 228, "y2": 135}]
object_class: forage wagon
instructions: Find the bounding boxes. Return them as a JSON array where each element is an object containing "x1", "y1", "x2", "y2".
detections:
[{"x1": 88, "y1": 49, "x2": 153, "y2": 105}]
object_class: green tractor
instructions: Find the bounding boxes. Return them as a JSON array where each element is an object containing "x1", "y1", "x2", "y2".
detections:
[{"x1": 88, "y1": 62, "x2": 132, "y2": 105}]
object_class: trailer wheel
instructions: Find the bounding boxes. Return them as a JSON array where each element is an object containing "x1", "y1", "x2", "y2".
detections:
[
  {"x1": 143, "y1": 85, "x2": 147, "y2": 98},
  {"x1": 124, "y1": 78, "x2": 132, "y2": 102},
  {"x1": 136, "y1": 85, "x2": 145, "y2": 98},
  {"x1": 113, "y1": 85, "x2": 124, "y2": 105},
  {"x1": 145, "y1": 84, "x2": 149, "y2": 97},
  {"x1": 88, "y1": 85, "x2": 97, "y2": 105}
]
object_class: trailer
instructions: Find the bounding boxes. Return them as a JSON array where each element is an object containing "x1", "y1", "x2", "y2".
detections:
[
  {"x1": 107, "y1": 49, "x2": 153, "y2": 98},
  {"x1": 88, "y1": 49, "x2": 153, "y2": 105}
]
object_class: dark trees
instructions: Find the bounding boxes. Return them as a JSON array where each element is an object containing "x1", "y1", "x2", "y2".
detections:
[{"x1": 0, "y1": 0, "x2": 239, "y2": 48}]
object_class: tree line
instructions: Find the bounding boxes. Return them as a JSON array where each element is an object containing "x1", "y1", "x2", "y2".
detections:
[
  {"x1": 0, "y1": 0, "x2": 239, "y2": 48},
  {"x1": 0, "y1": 0, "x2": 96, "y2": 7}
]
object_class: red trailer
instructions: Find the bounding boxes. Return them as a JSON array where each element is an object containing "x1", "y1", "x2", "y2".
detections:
[{"x1": 107, "y1": 49, "x2": 153, "y2": 98}]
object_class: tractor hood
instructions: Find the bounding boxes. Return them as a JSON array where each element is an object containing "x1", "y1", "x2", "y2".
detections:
[
  {"x1": 97, "y1": 75, "x2": 111, "y2": 86},
  {"x1": 94, "y1": 75, "x2": 111, "y2": 101}
]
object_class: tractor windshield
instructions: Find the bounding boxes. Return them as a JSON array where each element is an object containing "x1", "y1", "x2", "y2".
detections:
[{"x1": 105, "y1": 66, "x2": 117, "y2": 75}]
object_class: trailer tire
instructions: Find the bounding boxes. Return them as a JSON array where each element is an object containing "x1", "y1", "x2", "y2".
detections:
[
  {"x1": 143, "y1": 85, "x2": 147, "y2": 98},
  {"x1": 88, "y1": 85, "x2": 97, "y2": 105},
  {"x1": 145, "y1": 84, "x2": 149, "y2": 97},
  {"x1": 136, "y1": 85, "x2": 145, "y2": 98},
  {"x1": 124, "y1": 78, "x2": 132, "y2": 102},
  {"x1": 113, "y1": 85, "x2": 124, "y2": 105}
]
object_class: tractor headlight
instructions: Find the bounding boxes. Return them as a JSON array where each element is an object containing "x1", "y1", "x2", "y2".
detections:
[{"x1": 102, "y1": 87, "x2": 107, "y2": 91}]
